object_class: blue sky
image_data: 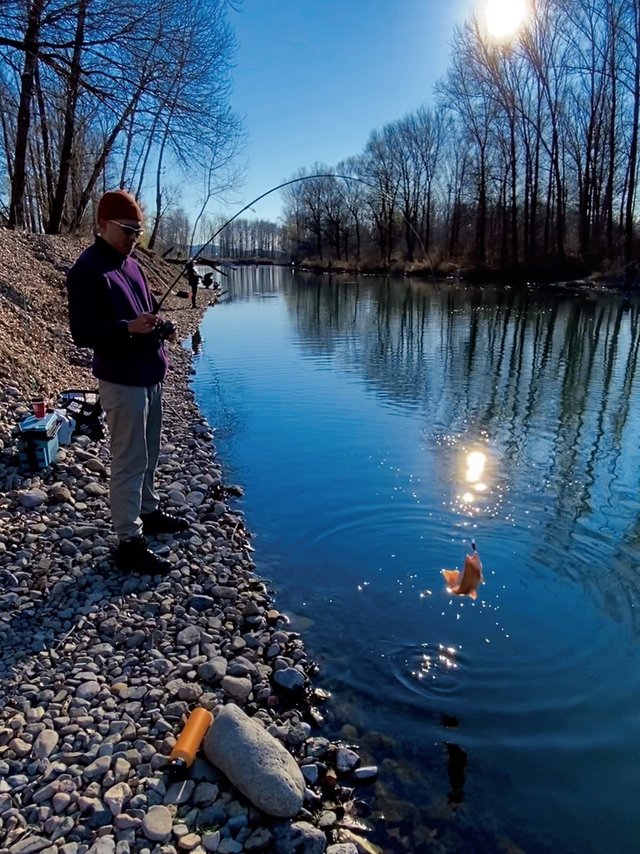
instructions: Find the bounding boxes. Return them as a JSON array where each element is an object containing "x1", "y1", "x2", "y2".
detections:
[{"x1": 209, "y1": 0, "x2": 477, "y2": 223}]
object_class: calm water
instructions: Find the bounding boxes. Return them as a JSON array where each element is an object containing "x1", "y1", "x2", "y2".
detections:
[{"x1": 190, "y1": 266, "x2": 640, "y2": 853}]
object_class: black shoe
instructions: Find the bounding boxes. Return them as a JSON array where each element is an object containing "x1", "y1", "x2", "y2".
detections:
[
  {"x1": 140, "y1": 509, "x2": 190, "y2": 536},
  {"x1": 115, "y1": 535, "x2": 172, "y2": 574}
]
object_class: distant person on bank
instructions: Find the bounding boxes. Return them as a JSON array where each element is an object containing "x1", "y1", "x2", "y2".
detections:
[
  {"x1": 66, "y1": 189, "x2": 188, "y2": 574},
  {"x1": 186, "y1": 260, "x2": 200, "y2": 308}
]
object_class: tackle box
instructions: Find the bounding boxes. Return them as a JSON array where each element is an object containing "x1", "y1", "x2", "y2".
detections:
[
  {"x1": 58, "y1": 389, "x2": 103, "y2": 439},
  {"x1": 18, "y1": 412, "x2": 60, "y2": 471}
]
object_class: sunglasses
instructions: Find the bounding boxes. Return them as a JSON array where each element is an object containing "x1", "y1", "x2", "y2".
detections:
[{"x1": 109, "y1": 220, "x2": 144, "y2": 238}]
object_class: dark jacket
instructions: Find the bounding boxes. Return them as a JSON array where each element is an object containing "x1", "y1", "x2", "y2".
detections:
[{"x1": 67, "y1": 238, "x2": 168, "y2": 386}]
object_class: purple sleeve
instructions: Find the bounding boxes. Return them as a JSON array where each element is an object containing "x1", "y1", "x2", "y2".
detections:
[{"x1": 67, "y1": 265, "x2": 129, "y2": 349}]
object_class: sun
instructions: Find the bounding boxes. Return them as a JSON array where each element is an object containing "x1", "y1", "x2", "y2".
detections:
[{"x1": 483, "y1": 0, "x2": 529, "y2": 40}]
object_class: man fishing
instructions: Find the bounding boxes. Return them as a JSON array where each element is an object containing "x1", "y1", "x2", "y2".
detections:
[{"x1": 66, "y1": 189, "x2": 188, "y2": 574}]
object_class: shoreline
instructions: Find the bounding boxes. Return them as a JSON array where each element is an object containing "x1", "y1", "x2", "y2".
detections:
[
  {"x1": 222, "y1": 256, "x2": 633, "y2": 289},
  {"x1": 0, "y1": 233, "x2": 376, "y2": 854}
]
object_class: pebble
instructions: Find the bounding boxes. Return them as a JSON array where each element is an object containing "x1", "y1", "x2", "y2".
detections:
[{"x1": 141, "y1": 805, "x2": 173, "y2": 842}]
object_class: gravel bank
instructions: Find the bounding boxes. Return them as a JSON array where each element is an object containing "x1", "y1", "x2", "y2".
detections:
[{"x1": 0, "y1": 232, "x2": 376, "y2": 854}]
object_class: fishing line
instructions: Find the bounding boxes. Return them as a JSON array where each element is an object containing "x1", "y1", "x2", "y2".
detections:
[{"x1": 156, "y1": 173, "x2": 439, "y2": 309}]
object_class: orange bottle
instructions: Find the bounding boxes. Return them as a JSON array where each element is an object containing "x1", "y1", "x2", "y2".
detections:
[{"x1": 169, "y1": 708, "x2": 213, "y2": 777}]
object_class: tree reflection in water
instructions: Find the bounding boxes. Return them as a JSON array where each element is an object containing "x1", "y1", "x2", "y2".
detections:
[{"x1": 282, "y1": 273, "x2": 640, "y2": 632}]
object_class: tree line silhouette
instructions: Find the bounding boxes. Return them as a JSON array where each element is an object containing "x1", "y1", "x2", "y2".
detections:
[{"x1": 279, "y1": 0, "x2": 640, "y2": 274}]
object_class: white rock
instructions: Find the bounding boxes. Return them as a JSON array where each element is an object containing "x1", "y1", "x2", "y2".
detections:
[
  {"x1": 203, "y1": 704, "x2": 304, "y2": 818},
  {"x1": 141, "y1": 805, "x2": 173, "y2": 842},
  {"x1": 86, "y1": 838, "x2": 115, "y2": 854},
  {"x1": 104, "y1": 782, "x2": 132, "y2": 815}
]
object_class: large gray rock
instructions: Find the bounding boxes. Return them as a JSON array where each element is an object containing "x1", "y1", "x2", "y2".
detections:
[{"x1": 203, "y1": 704, "x2": 305, "y2": 818}]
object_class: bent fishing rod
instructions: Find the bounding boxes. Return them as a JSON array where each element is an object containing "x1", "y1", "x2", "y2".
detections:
[{"x1": 156, "y1": 173, "x2": 438, "y2": 310}]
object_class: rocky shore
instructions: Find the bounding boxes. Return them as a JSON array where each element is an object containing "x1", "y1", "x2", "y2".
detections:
[{"x1": 0, "y1": 231, "x2": 377, "y2": 854}]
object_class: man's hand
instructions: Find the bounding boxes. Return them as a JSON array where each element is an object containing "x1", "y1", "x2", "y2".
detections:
[{"x1": 128, "y1": 313, "x2": 157, "y2": 334}]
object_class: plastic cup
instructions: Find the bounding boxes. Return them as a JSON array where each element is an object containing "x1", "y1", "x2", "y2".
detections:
[{"x1": 32, "y1": 398, "x2": 46, "y2": 418}]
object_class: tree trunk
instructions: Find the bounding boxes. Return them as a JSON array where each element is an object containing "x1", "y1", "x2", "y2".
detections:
[
  {"x1": 148, "y1": 117, "x2": 172, "y2": 249},
  {"x1": 509, "y1": 117, "x2": 518, "y2": 264},
  {"x1": 625, "y1": 3, "x2": 640, "y2": 259},
  {"x1": 9, "y1": 0, "x2": 44, "y2": 228},
  {"x1": 47, "y1": 0, "x2": 87, "y2": 234},
  {"x1": 34, "y1": 63, "x2": 54, "y2": 213}
]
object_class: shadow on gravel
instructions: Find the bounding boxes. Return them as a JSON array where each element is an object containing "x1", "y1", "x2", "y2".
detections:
[{"x1": 0, "y1": 558, "x2": 157, "y2": 683}]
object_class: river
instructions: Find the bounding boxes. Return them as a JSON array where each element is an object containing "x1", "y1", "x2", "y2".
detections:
[{"x1": 189, "y1": 265, "x2": 640, "y2": 854}]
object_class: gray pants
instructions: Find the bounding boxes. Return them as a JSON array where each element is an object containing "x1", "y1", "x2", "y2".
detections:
[{"x1": 98, "y1": 379, "x2": 162, "y2": 541}]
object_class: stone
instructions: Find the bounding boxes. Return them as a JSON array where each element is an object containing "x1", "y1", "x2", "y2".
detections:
[
  {"x1": 197, "y1": 658, "x2": 227, "y2": 683},
  {"x1": 193, "y1": 782, "x2": 219, "y2": 807},
  {"x1": 202, "y1": 704, "x2": 304, "y2": 818},
  {"x1": 141, "y1": 805, "x2": 173, "y2": 842},
  {"x1": 335, "y1": 747, "x2": 359, "y2": 774},
  {"x1": 326, "y1": 846, "x2": 358, "y2": 854},
  {"x1": 84, "y1": 755, "x2": 111, "y2": 779},
  {"x1": 76, "y1": 681, "x2": 101, "y2": 701},
  {"x1": 8, "y1": 839, "x2": 51, "y2": 854},
  {"x1": 86, "y1": 839, "x2": 116, "y2": 854},
  {"x1": 164, "y1": 779, "x2": 195, "y2": 805},
  {"x1": 244, "y1": 828, "x2": 273, "y2": 852},
  {"x1": 52, "y1": 792, "x2": 72, "y2": 813},
  {"x1": 18, "y1": 489, "x2": 48, "y2": 508},
  {"x1": 9, "y1": 737, "x2": 32, "y2": 757},
  {"x1": 104, "y1": 782, "x2": 132, "y2": 815},
  {"x1": 273, "y1": 668, "x2": 305, "y2": 691},
  {"x1": 273, "y1": 821, "x2": 326, "y2": 854},
  {"x1": 201, "y1": 831, "x2": 221, "y2": 852},
  {"x1": 221, "y1": 675, "x2": 252, "y2": 702},
  {"x1": 32, "y1": 730, "x2": 59, "y2": 760},
  {"x1": 176, "y1": 834, "x2": 201, "y2": 850},
  {"x1": 353, "y1": 765, "x2": 377, "y2": 780},
  {"x1": 176, "y1": 626, "x2": 201, "y2": 646}
]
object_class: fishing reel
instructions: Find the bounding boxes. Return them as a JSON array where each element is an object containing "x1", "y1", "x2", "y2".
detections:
[{"x1": 154, "y1": 318, "x2": 177, "y2": 341}]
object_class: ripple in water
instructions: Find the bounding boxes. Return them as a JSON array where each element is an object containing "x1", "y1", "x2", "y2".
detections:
[{"x1": 386, "y1": 641, "x2": 466, "y2": 703}]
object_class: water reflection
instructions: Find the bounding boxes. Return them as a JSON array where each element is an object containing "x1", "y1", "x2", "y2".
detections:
[
  {"x1": 278, "y1": 273, "x2": 640, "y2": 630},
  {"x1": 445, "y1": 742, "x2": 467, "y2": 806}
]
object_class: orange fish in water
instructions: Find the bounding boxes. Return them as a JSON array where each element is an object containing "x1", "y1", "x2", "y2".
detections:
[{"x1": 441, "y1": 541, "x2": 484, "y2": 599}]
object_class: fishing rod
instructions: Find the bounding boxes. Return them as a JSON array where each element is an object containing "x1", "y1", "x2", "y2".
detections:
[{"x1": 155, "y1": 173, "x2": 439, "y2": 309}]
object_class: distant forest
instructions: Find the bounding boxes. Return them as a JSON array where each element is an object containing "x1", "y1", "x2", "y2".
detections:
[
  {"x1": 274, "y1": 0, "x2": 640, "y2": 274},
  {"x1": 1, "y1": 0, "x2": 640, "y2": 275}
]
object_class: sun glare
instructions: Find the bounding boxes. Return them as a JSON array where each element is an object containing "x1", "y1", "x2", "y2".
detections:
[{"x1": 483, "y1": 0, "x2": 529, "y2": 40}]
